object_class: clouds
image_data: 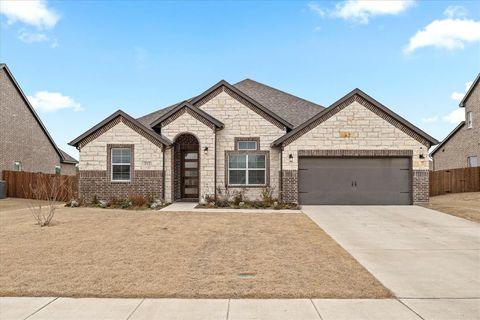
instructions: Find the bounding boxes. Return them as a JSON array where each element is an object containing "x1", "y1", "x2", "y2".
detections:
[
  {"x1": 0, "y1": 0, "x2": 60, "y2": 46},
  {"x1": 333, "y1": 0, "x2": 415, "y2": 24},
  {"x1": 28, "y1": 91, "x2": 83, "y2": 113},
  {"x1": 404, "y1": 18, "x2": 480, "y2": 54},
  {"x1": 443, "y1": 109, "x2": 465, "y2": 124},
  {"x1": 0, "y1": 0, "x2": 59, "y2": 28},
  {"x1": 308, "y1": 0, "x2": 414, "y2": 24},
  {"x1": 451, "y1": 81, "x2": 474, "y2": 102}
]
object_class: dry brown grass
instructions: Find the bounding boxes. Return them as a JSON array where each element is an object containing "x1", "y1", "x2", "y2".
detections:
[
  {"x1": 422, "y1": 192, "x2": 480, "y2": 223},
  {"x1": 0, "y1": 205, "x2": 391, "y2": 298}
]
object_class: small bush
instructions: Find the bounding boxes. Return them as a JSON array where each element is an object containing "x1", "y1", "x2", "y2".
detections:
[
  {"x1": 91, "y1": 195, "x2": 100, "y2": 206},
  {"x1": 261, "y1": 186, "x2": 275, "y2": 207},
  {"x1": 128, "y1": 194, "x2": 147, "y2": 207}
]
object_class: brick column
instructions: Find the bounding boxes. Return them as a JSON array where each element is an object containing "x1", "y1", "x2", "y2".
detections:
[
  {"x1": 412, "y1": 170, "x2": 429, "y2": 204},
  {"x1": 281, "y1": 170, "x2": 298, "y2": 204}
]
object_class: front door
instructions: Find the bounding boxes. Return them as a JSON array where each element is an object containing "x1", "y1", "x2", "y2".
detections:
[{"x1": 181, "y1": 151, "x2": 199, "y2": 199}]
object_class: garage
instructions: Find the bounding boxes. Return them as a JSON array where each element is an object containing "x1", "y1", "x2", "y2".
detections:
[{"x1": 298, "y1": 157, "x2": 411, "y2": 205}]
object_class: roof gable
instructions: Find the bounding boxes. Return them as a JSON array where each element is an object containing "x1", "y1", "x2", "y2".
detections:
[
  {"x1": 460, "y1": 73, "x2": 480, "y2": 107},
  {"x1": 191, "y1": 80, "x2": 293, "y2": 130},
  {"x1": 0, "y1": 64, "x2": 78, "y2": 164},
  {"x1": 273, "y1": 88, "x2": 439, "y2": 147},
  {"x1": 430, "y1": 121, "x2": 465, "y2": 156},
  {"x1": 151, "y1": 101, "x2": 224, "y2": 129},
  {"x1": 69, "y1": 110, "x2": 172, "y2": 148},
  {"x1": 234, "y1": 79, "x2": 324, "y2": 127}
]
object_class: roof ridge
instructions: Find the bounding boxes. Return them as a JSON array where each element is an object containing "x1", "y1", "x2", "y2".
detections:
[{"x1": 235, "y1": 78, "x2": 324, "y2": 108}]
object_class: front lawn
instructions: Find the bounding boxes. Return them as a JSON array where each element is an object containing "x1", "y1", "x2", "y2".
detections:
[
  {"x1": 0, "y1": 205, "x2": 391, "y2": 298},
  {"x1": 422, "y1": 192, "x2": 480, "y2": 223}
]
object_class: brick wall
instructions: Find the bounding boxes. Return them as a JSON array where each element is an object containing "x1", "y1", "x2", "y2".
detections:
[
  {"x1": 412, "y1": 170, "x2": 429, "y2": 203},
  {"x1": 0, "y1": 67, "x2": 64, "y2": 174},
  {"x1": 79, "y1": 170, "x2": 163, "y2": 201},
  {"x1": 432, "y1": 83, "x2": 480, "y2": 170}
]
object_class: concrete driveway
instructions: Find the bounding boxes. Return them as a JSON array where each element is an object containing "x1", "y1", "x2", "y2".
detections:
[
  {"x1": 303, "y1": 205, "x2": 480, "y2": 298},
  {"x1": 303, "y1": 205, "x2": 480, "y2": 318}
]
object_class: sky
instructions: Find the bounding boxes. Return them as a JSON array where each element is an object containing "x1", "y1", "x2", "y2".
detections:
[{"x1": 1, "y1": 0, "x2": 479, "y2": 159}]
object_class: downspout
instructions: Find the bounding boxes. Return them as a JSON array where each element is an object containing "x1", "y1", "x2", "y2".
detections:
[
  {"x1": 214, "y1": 129, "x2": 217, "y2": 200},
  {"x1": 162, "y1": 146, "x2": 165, "y2": 201},
  {"x1": 279, "y1": 146, "x2": 283, "y2": 203}
]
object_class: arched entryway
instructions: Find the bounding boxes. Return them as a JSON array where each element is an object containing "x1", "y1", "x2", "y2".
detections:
[{"x1": 173, "y1": 133, "x2": 200, "y2": 201}]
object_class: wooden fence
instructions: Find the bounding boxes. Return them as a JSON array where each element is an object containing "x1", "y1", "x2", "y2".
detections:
[
  {"x1": 430, "y1": 167, "x2": 480, "y2": 196},
  {"x1": 2, "y1": 170, "x2": 78, "y2": 201}
]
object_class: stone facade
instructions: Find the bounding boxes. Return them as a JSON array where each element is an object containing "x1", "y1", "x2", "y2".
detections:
[
  {"x1": 161, "y1": 110, "x2": 216, "y2": 202},
  {"x1": 0, "y1": 67, "x2": 76, "y2": 175},
  {"x1": 200, "y1": 90, "x2": 286, "y2": 199},
  {"x1": 432, "y1": 83, "x2": 480, "y2": 170},
  {"x1": 281, "y1": 100, "x2": 430, "y2": 204},
  {"x1": 78, "y1": 120, "x2": 163, "y2": 201}
]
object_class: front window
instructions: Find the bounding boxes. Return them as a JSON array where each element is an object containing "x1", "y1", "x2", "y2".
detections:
[
  {"x1": 111, "y1": 148, "x2": 131, "y2": 181},
  {"x1": 228, "y1": 154, "x2": 266, "y2": 185},
  {"x1": 467, "y1": 112, "x2": 473, "y2": 128},
  {"x1": 237, "y1": 140, "x2": 257, "y2": 150},
  {"x1": 467, "y1": 156, "x2": 478, "y2": 168},
  {"x1": 13, "y1": 161, "x2": 22, "y2": 171}
]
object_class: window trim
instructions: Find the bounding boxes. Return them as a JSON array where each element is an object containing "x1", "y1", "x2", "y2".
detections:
[
  {"x1": 234, "y1": 137, "x2": 260, "y2": 151},
  {"x1": 467, "y1": 111, "x2": 473, "y2": 129},
  {"x1": 107, "y1": 144, "x2": 134, "y2": 183},
  {"x1": 13, "y1": 161, "x2": 22, "y2": 172},
  {"x1": 225, "y1": 150, "x2": 269, "y2": 187},
  {"x1": 467, "y1": 156, "x2": 478, "y2": 168}
]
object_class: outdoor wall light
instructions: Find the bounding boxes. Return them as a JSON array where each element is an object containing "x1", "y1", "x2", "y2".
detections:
[
  {"x1": 289, "y1": 154, "x2": 293, "y2": 162},
  {"x1": 204, "y1": 146, "x2": 209, "y2": 154},
  {"x1": 419, "y1": 147, "x2": 425, "y2": 159}
]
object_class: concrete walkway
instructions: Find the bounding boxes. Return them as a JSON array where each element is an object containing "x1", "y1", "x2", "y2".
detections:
[{"x1": 5, "y1": 297, "x2": 479, "y2": 320}]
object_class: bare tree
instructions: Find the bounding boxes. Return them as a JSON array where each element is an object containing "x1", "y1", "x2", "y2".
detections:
[{"x1": 24, "y1": 174, "x2": 66, "y2": 227}]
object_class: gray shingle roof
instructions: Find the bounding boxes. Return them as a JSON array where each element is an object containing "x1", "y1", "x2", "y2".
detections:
[
  {"x1": 233, "y1": 79, "x2": 324, "y2": 127},
  {"x1": 137, "y1": 79, "x2": 324, "y2": 128},
  {"x1": 59, "y1": 149, "x2": 78, "y2": 164}
]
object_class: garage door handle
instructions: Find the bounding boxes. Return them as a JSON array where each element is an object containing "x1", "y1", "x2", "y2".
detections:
[{"x1": 354, "y1": 181, "x2": 357, "y2": 187}]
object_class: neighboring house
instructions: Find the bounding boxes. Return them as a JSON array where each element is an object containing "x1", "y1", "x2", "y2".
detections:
[
  {"x1": 70, "y1": 79, "x2": 438, "y2": 205},
  {"x1": 431, "y1": 73, "x2": 480, "y2": 171},
  {"x1": 0, "y1": 64, "x2": 78, "y2": 176}
]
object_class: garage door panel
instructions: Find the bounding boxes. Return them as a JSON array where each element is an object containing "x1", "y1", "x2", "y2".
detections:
[{"x1": 298, "y1": 157, "x2": 411, "y2": 205}]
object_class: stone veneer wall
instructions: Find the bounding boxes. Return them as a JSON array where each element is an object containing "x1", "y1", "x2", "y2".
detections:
[
  {"x1": 281, "y1": 100, "x2": 430, "y2": 204},
  {"x1": 432, "y1": 83, "x2": 480, "y2": 170},
  {"x1": 161, "y1": 110, "x2": 215, "y2": 202},
  {"x1": 78, "y1": 121, "x2": 163, "y2": 201},
  {"x1": 199, "y1": 90, "x2": 286, "y2": 200}
]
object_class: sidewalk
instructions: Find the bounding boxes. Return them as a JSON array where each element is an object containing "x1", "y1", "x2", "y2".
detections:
[{"x1": 2, "y1": 297, "x2": 479, "y2": 320}]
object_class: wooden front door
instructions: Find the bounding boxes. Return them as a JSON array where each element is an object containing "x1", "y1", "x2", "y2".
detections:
[{"x1": 181, "y1": 151, "x2": 199, "y2": 199}]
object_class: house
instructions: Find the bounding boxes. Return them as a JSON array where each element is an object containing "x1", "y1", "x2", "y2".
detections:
[
  {"x1": 431, "y1": 74, "x2": 480, "y2": 171},
  {"x1": 69, "y1": 79, "x2": 438, "y2": 205},
  {"x1": 0, "y1": 64, "x2": 78, "y2": 176}
]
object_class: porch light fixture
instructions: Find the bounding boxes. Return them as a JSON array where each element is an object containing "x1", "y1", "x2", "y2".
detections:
[
  {"x1": 419, "y1": 147, "x2": 425, "y2": 159},
  {"x1": 289, "y1": 154, "x2": 293, "y2": 162},
  {"x1": 204, "y1": 146, "x2": 208, "y2": 154}
]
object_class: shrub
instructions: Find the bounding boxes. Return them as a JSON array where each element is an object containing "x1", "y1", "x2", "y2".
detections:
[
  {"x1": 233, "y1": 189, "x2": 246, "y2": 205},
  {"x1": 261, "y1": 186, "x2": 275, "y2": 207},
  {"x1": 128, "y1": 194, "x2": 147, "y2": 207},
  {"x1": 91, "y1": 195, "x2": 100, "y2": 206}
]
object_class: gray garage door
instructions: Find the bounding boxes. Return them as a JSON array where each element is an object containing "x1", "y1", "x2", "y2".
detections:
[{"x1": 298, "y1": 157, "x2": 411, "y2": 205}]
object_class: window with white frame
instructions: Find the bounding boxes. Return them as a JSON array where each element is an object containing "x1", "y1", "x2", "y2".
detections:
[
  {"x1": 237, "y1": 140, "x2": 257, "y2": 150},
  {"x1": 111, "y1": 148, "x2": 131, "y2": 181},
  {"x1": 13, "y1": 161, "x2": 22, "y2": 171},
  {"x1": 467, "y1": 156, "x2": 478, "y2": 168},
  {"x1": 467, "y1": 112, "x2": 473, "y2": 128},
  {"x1": 228, "y1": 154, "x2": 266, "y2": 185}
]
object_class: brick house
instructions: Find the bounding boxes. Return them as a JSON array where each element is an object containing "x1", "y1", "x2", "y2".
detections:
[
  {"x1": 431, "y1": 74, "x2": 480, "y2": 171},
  {"x1": 70, "y1": 79, "x2": 438, "y2": 205},
  {"x1": 0, "y1": 64, "x2": 77, "y2": 176}
]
